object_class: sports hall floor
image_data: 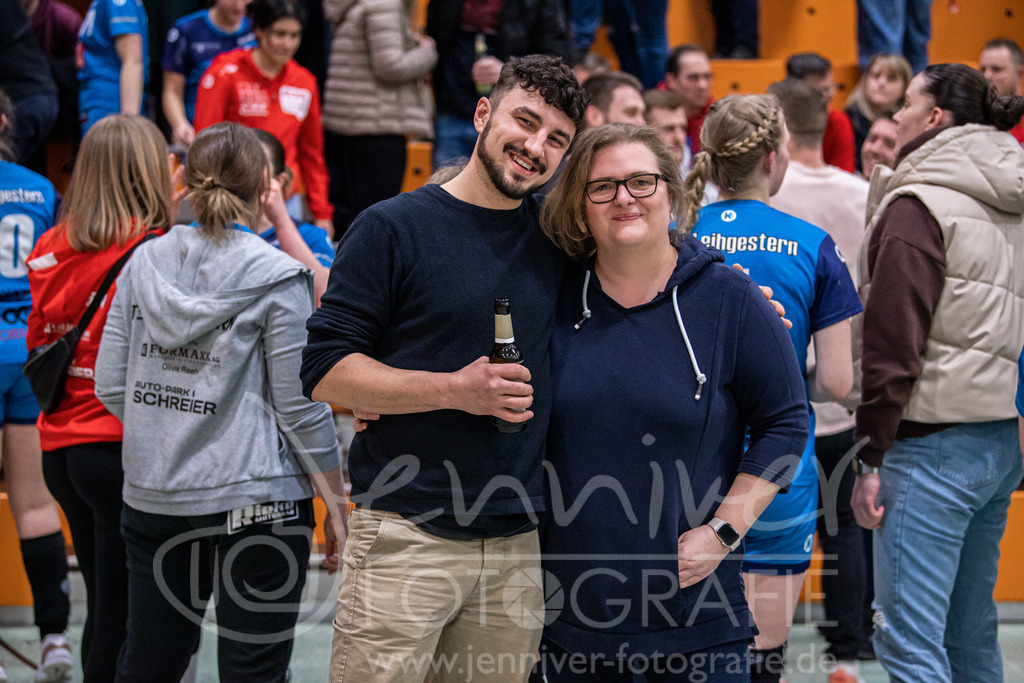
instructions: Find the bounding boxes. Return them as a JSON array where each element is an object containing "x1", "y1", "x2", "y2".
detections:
[{"x1": 1, "y1": 567, "x2": 1022, "y2": 682}]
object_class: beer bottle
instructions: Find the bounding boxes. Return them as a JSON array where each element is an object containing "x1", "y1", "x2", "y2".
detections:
[
  {"x1": 490, "y1": 297, "x2": 526, "y2": 433},
  {"x1": 474, "y1": 33, "x2": 493, "y2": 96}
]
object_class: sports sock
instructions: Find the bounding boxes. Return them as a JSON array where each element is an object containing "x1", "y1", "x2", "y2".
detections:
[
  {"x1": 749, "y1": 642, "x2": 786, "y2": 683},
  {"x1": 20, "y1": 531, "x2": 70, "y2": 638}
]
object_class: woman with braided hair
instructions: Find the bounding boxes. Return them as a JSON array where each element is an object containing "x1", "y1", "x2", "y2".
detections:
[{"x1": 686, "y1": 95, "x2": 861, "y2": 683}]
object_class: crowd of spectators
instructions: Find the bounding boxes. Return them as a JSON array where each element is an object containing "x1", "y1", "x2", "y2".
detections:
[{"x1": 1, "y1": 1, "x2": 1024, "y2": 682}]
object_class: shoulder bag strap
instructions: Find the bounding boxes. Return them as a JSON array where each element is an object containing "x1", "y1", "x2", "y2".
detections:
[{"x1": 74, "y1": 232, "x2": 159, "y2": 333}]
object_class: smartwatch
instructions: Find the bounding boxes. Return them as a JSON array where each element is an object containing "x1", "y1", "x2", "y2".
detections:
[
  {"x1": 707, "y1": 517, "x2": 741, "y2": 551},
  {"x1": 854, "y1": 459, "x2": 880, "y2": 475}
]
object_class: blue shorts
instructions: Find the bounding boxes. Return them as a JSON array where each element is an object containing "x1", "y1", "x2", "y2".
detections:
[
  {"x1": 0, "y1": 362, "x2": 40, "y2": 425},
  {"x1": 742, "y1": 437, "x2": 818, "y2": 575}
]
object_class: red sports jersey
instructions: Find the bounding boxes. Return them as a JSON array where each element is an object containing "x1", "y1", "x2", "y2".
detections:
[
  {"x1": 194, "y1": 48, "x2": 333, "y2": 221},
  {"x1": 687, "y1": 99, "x2": 712, "y2": 153},
  {"x1": 823, "y1": 108, "x2": 856, "y2": 173},
  {"x1": 26, "y1": 226, "x2": 157, "y2": 451},
  {"x1": 1011, "y1": 118, "x2": 1024, "y2": 144}
]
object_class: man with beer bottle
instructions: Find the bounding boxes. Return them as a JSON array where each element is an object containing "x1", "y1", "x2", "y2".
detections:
[{"x1": 301, "y1": 55, "x2": 587, "y2": 682}]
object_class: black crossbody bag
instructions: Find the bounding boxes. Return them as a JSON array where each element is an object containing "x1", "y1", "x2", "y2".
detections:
[{"x1": 23, "y1": 233, "x2": 157, "y2": 414}]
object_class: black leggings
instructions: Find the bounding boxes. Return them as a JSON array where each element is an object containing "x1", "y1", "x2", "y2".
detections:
[
  {"x1": 42, "y1": 441, "x2": 128, "y2": 682},
  {"x1": 815, "y1": 429, "x2": 873, "y2": 659},
  {"x1": 115, "y1": 500, "x2": 314, "y2": 682}
]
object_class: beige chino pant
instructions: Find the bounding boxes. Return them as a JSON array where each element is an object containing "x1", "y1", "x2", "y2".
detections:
[{"x1": 329, "y1": 508, "x2": 544, "y2": 682}]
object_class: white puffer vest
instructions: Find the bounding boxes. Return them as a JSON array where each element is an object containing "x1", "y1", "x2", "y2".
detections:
[{"x1": 861, "y1": 124, "x2": 1024, "y2": 423}]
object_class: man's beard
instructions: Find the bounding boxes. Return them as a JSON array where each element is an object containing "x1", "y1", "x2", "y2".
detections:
[{"x1": 476, "y1": 118, "x2": 547, "y2": 200}]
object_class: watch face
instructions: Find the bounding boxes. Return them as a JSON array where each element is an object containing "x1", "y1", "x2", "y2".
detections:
[{"x1": 717, "y1": 522, "x2": 740, "y2": 547}]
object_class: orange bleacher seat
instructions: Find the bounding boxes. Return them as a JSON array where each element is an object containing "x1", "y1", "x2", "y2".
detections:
[
  {"x1": 401, "y1": 140, "x2": 433, "y2": 194},
  {"x1": 801, "y1": 490, "x2": 1024, "y2": 603}
]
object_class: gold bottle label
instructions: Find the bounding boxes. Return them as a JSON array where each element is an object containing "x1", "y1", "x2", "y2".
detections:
[{"x1": 494, "y1": 314, "x2": 514, "y2": 343}]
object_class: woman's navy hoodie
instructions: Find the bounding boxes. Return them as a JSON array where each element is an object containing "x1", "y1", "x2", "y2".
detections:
[{"x1": 540, "y1": 234, "x2": 808, "y2": 658}]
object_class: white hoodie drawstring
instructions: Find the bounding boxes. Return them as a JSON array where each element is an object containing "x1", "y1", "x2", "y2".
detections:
[
  {"x1": 671, "y1": 285, "x2": 707, "y2": 400},
  {"x1": 574, "y1": 272, "x2": 707, "y2": 401},
  {"x1": 574, "y1": 269, "x2": 592, "y2": 330}
]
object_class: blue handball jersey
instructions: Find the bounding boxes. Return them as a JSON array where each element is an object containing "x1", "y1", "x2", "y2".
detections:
[
  {"x1": 693, "y1": 199, "x2": 861, "y2": 533},
  {"x1": 258, "y1": 222, "x2": 335, "y2": 268},
  {"x1": 1017, "y1": 346, "x2": 1023, "y2": 417},
  {"x1": 691, "y1": 199, "x2": 861, "y2": 378},
  {"x1": 162, "y1": 11, "x2": 255, "y2": 123},
  {"x1": 78, "y1": 0, "x2": 149, "y2": 120},
  {"x1": 0, "y1": 162, "x2": 56, "y2": 364}
]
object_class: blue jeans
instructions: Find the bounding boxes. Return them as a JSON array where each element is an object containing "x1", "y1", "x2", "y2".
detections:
[
  {"x1": 619, "y1": 0, "x2": 669, "y2": 89},
  {"x1": 431, "y1": 113, "x2": 479, "y2": 170},
  {"x1": 571, "y1": 0, "x2": 604, "y2": 56},
  {"x1": 856, "y1": 0, "x2": 932, "y2": 73},
  {"x1": 710, "y1": 0, "x2": 759, "y2": 57},
  {"x1": 571, "y1": 0, "x2": 668, "y2": 89},
  {"x1": 872, "y1": 419, "x2": 1022, "y2": 682}
]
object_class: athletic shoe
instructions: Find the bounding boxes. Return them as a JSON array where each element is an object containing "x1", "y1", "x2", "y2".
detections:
[
  {"x1": 827, "y1": 660, "x2": 865, "y2": 683},
  {"x1": 34, "y1": 634, "x2": 72, "y2": 682},
  {"x1": 1, "y1": 656, "x2": 9, "y2": 683}
]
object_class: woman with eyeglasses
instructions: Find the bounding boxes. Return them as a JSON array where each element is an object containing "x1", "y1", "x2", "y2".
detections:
[
  {"x1": 686, "y1": 94, "x2": 860, "y2": 683},
  {"x1": 533, "y1": 122, "x2": 809, "y2": 682}
]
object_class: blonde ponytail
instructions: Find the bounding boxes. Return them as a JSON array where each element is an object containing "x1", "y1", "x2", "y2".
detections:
[{"x1": 184, "y1": 123, "x2": 267, "y2": 240}]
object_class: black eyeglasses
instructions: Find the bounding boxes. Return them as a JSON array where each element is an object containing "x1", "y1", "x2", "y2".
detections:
[{"x1": 585, "y1": 173, "x2": 665, "y2": 203}]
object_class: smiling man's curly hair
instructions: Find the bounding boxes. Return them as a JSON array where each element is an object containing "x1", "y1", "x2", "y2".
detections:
[{"x1": 488, "y1": 55, "x2": 590, "y2": 132}]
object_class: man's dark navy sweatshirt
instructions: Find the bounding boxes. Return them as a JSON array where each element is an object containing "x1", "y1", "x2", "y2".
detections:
[{"x1": 301, "y1": 183, "x2": 565, "y2": 539}]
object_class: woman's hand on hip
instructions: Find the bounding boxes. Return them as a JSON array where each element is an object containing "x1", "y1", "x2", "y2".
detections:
[{"x1": 677, "y1": 525, "x2": 730, "y2": 588}]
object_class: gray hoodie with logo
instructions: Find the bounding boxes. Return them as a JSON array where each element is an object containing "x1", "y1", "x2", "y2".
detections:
[{"x1": 95, "y1": 225, "x2": 339, "y2": 516}]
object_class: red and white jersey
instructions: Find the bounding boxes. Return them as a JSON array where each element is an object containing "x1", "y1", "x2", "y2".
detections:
[
  {"x1": 27, "y1": 226, "x2": 159, "y2": 450},
  {"x1": 194, "y1": 48, "x2": 333, "y2": 220}
]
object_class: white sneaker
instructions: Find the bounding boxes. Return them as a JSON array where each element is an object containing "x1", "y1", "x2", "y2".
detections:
[
  {"x1": 34, "y1": 634, "x2": 72, "y2": 682},
  {"x1": 1, "y1": 656, "x2": 9, "y2": 683}
]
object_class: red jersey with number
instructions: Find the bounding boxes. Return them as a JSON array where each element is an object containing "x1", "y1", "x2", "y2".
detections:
[
  {"x1": 26, "y1": 226, "x2": 155, "y2": 450},
  {"x1": 194, "y1": 48, "x2": 333, "y2": 220}
]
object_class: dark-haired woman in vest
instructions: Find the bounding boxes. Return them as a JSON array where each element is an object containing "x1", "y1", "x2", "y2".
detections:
[{"x1": 852, "y1": 63, "x2": 1024, "y2": 682}]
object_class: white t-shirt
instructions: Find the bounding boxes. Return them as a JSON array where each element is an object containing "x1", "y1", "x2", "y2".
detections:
[{"x1": 772, "y1": 160, "x2": 869, "y2": 437}]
